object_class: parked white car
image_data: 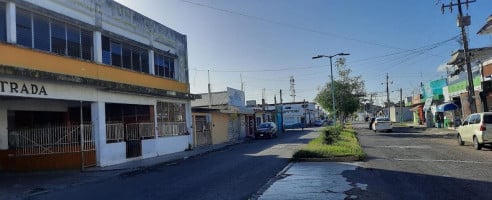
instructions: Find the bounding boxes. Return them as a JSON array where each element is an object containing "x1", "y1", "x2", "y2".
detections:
[
  {"x1": 457, "y1": 112, "x2": 492, "y2": 150},
  {"x1": 372, "y1": 117, "x2": 392, "y2": 132}
]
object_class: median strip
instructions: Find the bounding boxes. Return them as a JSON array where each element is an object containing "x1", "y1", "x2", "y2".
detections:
[{"x1": 292, "y1": 125, "x2": 366, "y2": 161}]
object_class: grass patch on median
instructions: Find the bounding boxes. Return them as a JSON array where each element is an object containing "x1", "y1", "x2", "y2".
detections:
[{"x1": 293, "y1": 125, "x2": 365, "y2": 160}]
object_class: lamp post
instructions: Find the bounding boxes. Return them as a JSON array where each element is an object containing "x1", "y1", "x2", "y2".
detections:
[{"x1": 312, "y1": 53, "x2": 350, "y2": 124}]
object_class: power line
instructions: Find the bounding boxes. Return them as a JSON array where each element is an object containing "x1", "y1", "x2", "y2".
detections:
[
  {"x1": 180, "y1": 0, "x2": 443, "y2": 52},
  {"x1": 190, "y1": 35, "x2": 458, "y2": 74}
]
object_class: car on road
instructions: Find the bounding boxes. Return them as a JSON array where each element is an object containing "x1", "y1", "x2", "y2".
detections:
[
  {"x1": 372, "y1": 117, "x2": 392, "y2": 132},
  {"x1": 314, "y1": 119, "x2": 324, "y2": 126},
  {"x1": 255, "y1": 122, "x2": 277, "y2": 139},
  {"x1": 457, "y1": 112, "x2": 492, "y2": 150}
]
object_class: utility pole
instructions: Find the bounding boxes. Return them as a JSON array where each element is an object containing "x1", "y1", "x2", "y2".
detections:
[
  {"x1": 400, "y1": 88, "x2": 403, "y2": 123},
  {"x1": 442, "y1": 0, "x2": 477, "y2": 114},
  {"x1": 240, "y1": 73, "x2": 244, "y2": 92},
  {"x1": 262, "y1": 88, "x2": 266, "y2": 111},
  {"x1": 290, "y1": 76, "x2": 296, "y2": 102},
  {"x1": 280, "y1": 89, "x2": 284, "y2": 132},
  {"x1": 385, "y1": 73, "x2": 392, "y2": 119},
  {"x1": 208, "y1": 70, "x2": 212, "y2": 108}
]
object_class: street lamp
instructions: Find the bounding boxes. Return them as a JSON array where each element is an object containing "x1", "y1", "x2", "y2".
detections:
[{"x1": 312, "y1": 52, "x2": 350, "y2": 124}]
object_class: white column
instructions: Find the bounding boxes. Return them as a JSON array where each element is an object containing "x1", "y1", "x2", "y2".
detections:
[
  {"x1": 91, "y1": 101, "x2": 106, "y2": 166},
  {"x1": 6, "y1": 2, "x2": 16, "y2": 44},
  {"x1": 0, "y1": 105, "x2": 7, "y2": 150},
  {"x1": 185, "y1": 102, "x2": 193, "y2": 147},
  {"x1": 149, "y1": 49, "x2": 155, "y2": 75},
  {"x1": 154, "y1": 101, "x2": 158, "y2": 139},
  {"x1": 93, "y1": 31, "x2": 102, "y2": 63}
]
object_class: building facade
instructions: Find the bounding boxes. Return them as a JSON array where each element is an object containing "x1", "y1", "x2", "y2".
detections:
[
  {"x1": 0, "y1": 0, "x2": 197, "y2": 170},
  {"x1": 191, "y1": 88, "x2": 255, "y2": 143}
]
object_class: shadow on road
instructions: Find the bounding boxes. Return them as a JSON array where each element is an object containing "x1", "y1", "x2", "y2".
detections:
[{"x1": 343, "y1": 166, "x2": 492, "y2": 200}]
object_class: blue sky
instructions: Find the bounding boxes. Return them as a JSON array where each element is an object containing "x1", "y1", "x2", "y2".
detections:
[{"x1": 115, "y1": 0, "x2": 492, "y2": 106}]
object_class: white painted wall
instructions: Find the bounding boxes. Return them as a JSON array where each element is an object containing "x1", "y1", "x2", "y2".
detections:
[
  {"x1": 24, "y1": 0, "x2": 95, "y2": 26},
  {"x1": 0, "y1": 77, "x2": 154, "y2": 105},
  {"x1": 98, "y1": 142, "x2": 126, "y2": 167},
  {"x1": 0, "y1": 106, "x2": 7, "y2": 150},
  {"x1": 155, "y1": 136, "x2": 188, "y2": 156},
  {"x1": 142, "y1": 139, "x2": 157, "y2": 158}
]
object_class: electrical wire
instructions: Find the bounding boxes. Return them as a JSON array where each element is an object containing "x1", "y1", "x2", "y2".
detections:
[{"x1": 180, "y1": 0, "x2": 438, "y2": 52}]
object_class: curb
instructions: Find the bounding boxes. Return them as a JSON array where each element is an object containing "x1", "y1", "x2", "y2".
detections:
[
  {"x1": 249, "y1": 162, "x2": 294, "y2": 200},
  {"x1": 292, "y1": 155, "x2": 362, "y2": 162}
]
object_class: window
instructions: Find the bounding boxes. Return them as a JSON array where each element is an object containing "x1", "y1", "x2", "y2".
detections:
[
  {"x1": 66, "y1": 25, "x2": 81, "y2": 58},
  {"x1": 157, "y1": 102, "x2": 187, "y2": 137},
  {"x1": 16, "y1": 9, "x2": 94, "y2": 61},
  {"x1": 33, "y1": 15, "x2": 50, "y2": 51},
  {"x1": 131, "y1": 48, "x2": 141, "y2": 71},
  {"x1": 141, "y1": 51, "x2": 149, "y2": 73},
  {"x1": 102, "y1": 35, "x2": 110, "y2": 64},
  {"x1": 484, "y1": 115, "x2": 492, "y2": 124},
  {"x1": 81, "y1": 30, "x2": 93, "y2": 60},
  {"x1": 122, "y1": 45, "x2": 132, "y2": 69},
  {"x1": 110, "y1": 41, "x2": 122, "y2": 67},
  {"x1": 0, "y1": 3, "x2": 5, "y2": 42},
  {"x1": 51, "y1": 21, "x2": 66, "y2": 55},
  {"x1": 154, "y1": 52, "x2": 175, "y2": 79},
  {"x1": 101, "y1": 35, "x2": 150, "y2": 73},
  {"x1": 16, "y1": 9, "x2": 32, "y2": 47}
]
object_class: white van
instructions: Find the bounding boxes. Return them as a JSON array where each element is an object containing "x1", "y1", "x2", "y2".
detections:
[{"x1": 457, "y1": 112, "x2": 492, "y2": 150}]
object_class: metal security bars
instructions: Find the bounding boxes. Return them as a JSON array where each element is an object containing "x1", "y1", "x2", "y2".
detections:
[
  {"x1": 8, "y1": 124, "x2": 93, "y2": 156},
  {"x1": 106, "y1": 122, "x2": 125, "y2": 143},
  {"x1": 157, "y1": 122, "x2": 188, "y2": 137},
  {"x1": 126, "y1": 122, "x2": 155, "y2": 139}
]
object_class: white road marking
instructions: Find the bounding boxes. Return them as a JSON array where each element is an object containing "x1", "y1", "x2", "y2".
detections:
[
  {"x1": 375, "y1": 145, "x2": 432, "y2": 149},
  {"x1": 393, "y1": 158, "x2": 492, "y2": 164}
]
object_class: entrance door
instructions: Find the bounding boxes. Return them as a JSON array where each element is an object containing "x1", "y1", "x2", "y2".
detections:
[
  {"x1": 125, "y1": 123, "x2": 142, "y2": 158},
  {"x1": 193, "y1": 115, "x2": 212, "y2": 147}
]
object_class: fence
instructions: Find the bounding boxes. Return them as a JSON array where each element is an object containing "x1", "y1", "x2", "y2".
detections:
[
  {"x1": 158, "y1": 122, "x2": 188, "y2": 137},
  {"x1": 106, "y1": 122, "x2": 125, "y2": 143},
  {"x1": 126, "y1": 122, "x2": 155, "y2": 139},
  {"x1": 8, "y1": 124, "x2": 93, "y2": 156}
]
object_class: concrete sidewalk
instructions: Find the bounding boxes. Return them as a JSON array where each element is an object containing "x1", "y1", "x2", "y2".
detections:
[{"x1": 0, "y1": 139, "x2": 248, "y2": 200}]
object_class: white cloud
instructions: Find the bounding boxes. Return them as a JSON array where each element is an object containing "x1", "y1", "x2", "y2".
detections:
[{"x1": 436, "y1": 63, "x2": 453, "y2": 72}]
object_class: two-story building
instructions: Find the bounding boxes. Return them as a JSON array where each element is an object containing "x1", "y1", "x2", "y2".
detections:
[{"x1": 0, "y1": 0, "x2": 197, "y2": 171}]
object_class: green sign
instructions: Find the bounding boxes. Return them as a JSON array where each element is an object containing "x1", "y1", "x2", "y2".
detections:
[{"x1": 448, "y1": 76, "x2": 481, "y2": 94}]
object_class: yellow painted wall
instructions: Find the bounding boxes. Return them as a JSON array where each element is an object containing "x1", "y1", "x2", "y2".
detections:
[
  {"x1": 211, "y1": 112, "x2": 229, "y2": 144},
  {"x1": 0, "y1": 43, "x2": 188, "y2": 93}
]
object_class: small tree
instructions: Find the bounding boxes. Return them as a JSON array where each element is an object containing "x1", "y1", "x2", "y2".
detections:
[{"x1": 315, "y1": 58, "x2": 365, "y2": 122}]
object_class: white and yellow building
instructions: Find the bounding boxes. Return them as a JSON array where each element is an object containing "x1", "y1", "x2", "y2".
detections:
[{"x1": 0, "y1": 0, "x2": 197, "y2": 171}]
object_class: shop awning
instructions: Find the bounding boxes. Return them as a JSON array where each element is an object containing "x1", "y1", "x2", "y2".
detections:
[
  {"x1": 436, "y1": 102, "x2": 458, "y2": 112},
  {"x1": 423, "y1": 98, "x2": 433, "y2": 111}
]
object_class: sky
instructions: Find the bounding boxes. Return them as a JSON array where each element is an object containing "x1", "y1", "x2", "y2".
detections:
[{"x1": 115, "y1": 0, "x2": 492, "y2": 106}]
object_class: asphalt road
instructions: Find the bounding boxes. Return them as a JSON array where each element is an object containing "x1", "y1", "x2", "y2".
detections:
[
  {"x1": 31, "y1": 129, "x2": 318, "y2": 200},
  {"x1": 346, "y1": 122, "x2": 492, "y2": 200}
]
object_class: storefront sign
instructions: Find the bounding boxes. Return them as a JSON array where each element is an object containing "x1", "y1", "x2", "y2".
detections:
[{"x1": 0, "y1": 81, "x2": 47, "y2": 96}]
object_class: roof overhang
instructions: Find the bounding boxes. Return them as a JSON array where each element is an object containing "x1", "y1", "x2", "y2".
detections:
[
  {"x1": 447, "y1": 47, "x2": 492, "y2": 66},
  {"x1": 477, "y1": 15, "x2": 492, "y2": 35}
]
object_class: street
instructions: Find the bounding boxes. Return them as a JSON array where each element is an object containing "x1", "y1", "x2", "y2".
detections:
[
  {"x1": 346, "y1": 122, "x2": 492, "y2": 199},
  {"x1": 10, "y1": 122, "x2": 492, "y2": 200},
  {"x1": 29, "y1": 129, "x2": 318, "y2": 200}
]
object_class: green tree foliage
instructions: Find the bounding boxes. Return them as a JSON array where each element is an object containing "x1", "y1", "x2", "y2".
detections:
[{"x1": 315, "y1": 58, "x2": 366, "y2": 121}]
